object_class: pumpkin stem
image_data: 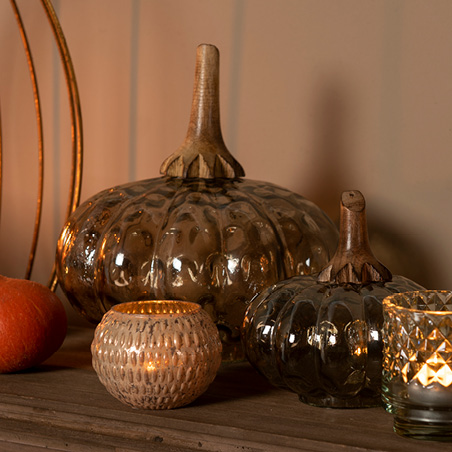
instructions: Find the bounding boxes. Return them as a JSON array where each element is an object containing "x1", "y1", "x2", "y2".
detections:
[
  {"x1": 317, "y1": 190, "x2": 392, "y2": 284},
  {"x1": 160, "y1": 44, "x2": 245, "y2": 179}
]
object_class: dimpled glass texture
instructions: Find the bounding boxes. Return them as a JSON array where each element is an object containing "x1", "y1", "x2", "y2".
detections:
[
  {"x1": 91, "y1": 300, "x2": 222, "y2": 410},
  {"x1": 242, "y1": 275, "x2": 424, "y2": 407},
  {"x1": 57, "y1": 176, "x2": 338, "y2": 360}
]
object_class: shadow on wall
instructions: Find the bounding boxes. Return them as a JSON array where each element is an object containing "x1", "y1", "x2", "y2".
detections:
[
  {"x1": 367, "y1": 218, "x2": 437, "y2": 290},
  {"x1": 302, "y1": 80, "x2": 348, "y2": 222},
  {"x1": 299, "y1": 80, "x2": 439, "y2": 290}
]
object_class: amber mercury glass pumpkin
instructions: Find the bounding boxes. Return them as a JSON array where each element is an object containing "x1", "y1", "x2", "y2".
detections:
[
  {"x1": 242, "y1": 190, "x2": 424, "y2": 406},
  {"x1": 56, "y1": 44, "x2": 338, "y2": 360}
]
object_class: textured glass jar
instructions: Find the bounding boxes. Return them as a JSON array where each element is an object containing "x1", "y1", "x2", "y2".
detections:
[
  {"x1": 242, "y1": 191, "x2": 424, "y2": 407},
  {"x1": 56, "y1": 44, "x2": 338, "y2": 360},
  {"x1": 382, "y1": 291, "x2": 452, "y2": 440},
  {"x1": 91, "y1": 300, "x2": 222, "y2": 410}
]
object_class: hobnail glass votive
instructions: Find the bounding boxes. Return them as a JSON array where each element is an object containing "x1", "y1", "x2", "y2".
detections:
[
  {"x1": 91, "y1": 300, "x2": 222, "y2": 409},
  {"x1": 382, "y1": 290, "x2": 452, "y2": 440}
]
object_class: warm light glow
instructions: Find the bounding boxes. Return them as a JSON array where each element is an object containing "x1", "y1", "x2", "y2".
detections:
[
  {"x1": 147, "y1": 362, "x2": 157, "y2": 372},
  {"x1": 146, "y1": 358, "x2": 171, "y2": 372},
  {"x1": 259, "y1": 255, "x2": 269, "y2": 271},
  {"x1": 114, "y1": 300, "x2": 198, "y2": 316},
  {"x1": 414, "y1": 362, "x2": 452, "y2": 387},
  {"x1": 403, "y1": 353, "x2": 452, "y2": 387}
]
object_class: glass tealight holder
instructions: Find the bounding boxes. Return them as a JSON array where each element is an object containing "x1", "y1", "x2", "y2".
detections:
[
  {"x1": 91, "y1": 300, "x2": 222, "y2": 409},
  {"x1": 382, "y1": 290, "x2": 452, "y2": 440}
]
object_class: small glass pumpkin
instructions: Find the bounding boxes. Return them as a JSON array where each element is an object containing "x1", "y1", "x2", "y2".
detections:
[
  {"x1": 56, "y1": 44, "x2": 338, "y2": 360},
  {"x1": 241, "y1": 190, "x2": 425, "y2": 406}
]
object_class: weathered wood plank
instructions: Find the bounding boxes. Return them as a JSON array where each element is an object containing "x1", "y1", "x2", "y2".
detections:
[
  {"x1": 0, "y1": 327, "x2": 450, "y2": 452},
  {"x1": 0, "y1": 418, "x2": 192, "y2": 452}
]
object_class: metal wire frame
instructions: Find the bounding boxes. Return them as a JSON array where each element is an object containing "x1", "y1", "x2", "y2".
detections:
[
  {"x1": 0, "y1": 110, "x2": 2, "y2": 228},
  {"x1": 6, "y1": 0, "x2": 83, "y2": 289}
]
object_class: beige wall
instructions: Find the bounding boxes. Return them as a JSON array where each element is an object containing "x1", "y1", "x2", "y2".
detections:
[{"x1": 1, "y1": 1, "x2": 452, "y2": 323}]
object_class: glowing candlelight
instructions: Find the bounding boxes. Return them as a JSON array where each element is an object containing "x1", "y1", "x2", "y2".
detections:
[
  {"x1": 91, "y1": 300, "x2": 222, "y2": 410},
  {"x1": 382, "y1": 290, "x2": 452, "y2": 441}
]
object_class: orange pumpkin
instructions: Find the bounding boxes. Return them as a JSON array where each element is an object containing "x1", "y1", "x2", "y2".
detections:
[{"x1": 0, "y1": 275, "x2": 67, "y2": 373}]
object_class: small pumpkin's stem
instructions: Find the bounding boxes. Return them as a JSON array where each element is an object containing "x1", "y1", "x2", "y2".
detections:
[
  {"x1": 160, "y1": 44, "x2": 245, "y2": 179},
  {"x1": 317, "y1": 190, "x2": 392, "y2": 284}
]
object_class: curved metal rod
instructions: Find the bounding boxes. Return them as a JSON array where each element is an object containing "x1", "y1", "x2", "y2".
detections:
[
  {"x1": 0, "y1": 108, "x2": 3, "y2": 225},
  {"x1": 39, "y1": 0, "x2": 84, "y2": 290},
  {"x1": 9, "y1": 0, "x2": 45, "y2": 281}
]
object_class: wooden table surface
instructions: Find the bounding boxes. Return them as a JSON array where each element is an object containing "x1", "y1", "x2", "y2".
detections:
[{"x1": 0, "y1": 326, "x2": 451, "y2": 452}]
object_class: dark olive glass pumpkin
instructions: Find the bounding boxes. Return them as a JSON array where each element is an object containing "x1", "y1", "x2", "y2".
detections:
[
  {"x1": 241, "y1": 190, "x2": 424, "y2": 405},
  {"x1": 55, "y1": 44, "x2": 338, "y2": 360}
]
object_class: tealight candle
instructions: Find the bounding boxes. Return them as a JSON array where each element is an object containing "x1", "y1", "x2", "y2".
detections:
[
  {"x1": 382, "y1": 290, "x2": 452, "y2": 440},
  {"x1": 91, "y1": 300, "x2": 222, "y2": 409}
]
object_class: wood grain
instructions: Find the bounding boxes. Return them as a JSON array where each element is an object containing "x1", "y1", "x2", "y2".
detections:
[
  {"x1": 318, "y1": 190, "x2": 392, "y2": 284},
  {"x1": 0, "y1": 327, "x2": 448, "y2": 451},
  {"x1": 160, "y1": 44, "x2": 245, "y2": 179}
]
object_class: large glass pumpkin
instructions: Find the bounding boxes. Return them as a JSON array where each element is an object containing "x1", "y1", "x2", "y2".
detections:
[
  {"x1": 242, "y1": 190, "x2": 425, "y2": 404},
  {"x1": 56, "y1": 44, "x2": 338, "y2": 360}
]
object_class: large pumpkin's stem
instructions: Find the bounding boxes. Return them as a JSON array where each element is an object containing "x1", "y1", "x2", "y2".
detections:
[
  {"x1": 317, "y1": 190, "x2": 392, "y2": 284},
  {"x1": 160, "y1": 44, "x2": 245, "y2": 179}
]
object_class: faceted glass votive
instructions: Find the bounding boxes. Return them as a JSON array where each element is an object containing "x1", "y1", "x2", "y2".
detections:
[
  {"x1": 382, "y1": 290, "x2": 452, "y2": 440},
  {"x1": 91, "y1": 300, "x2": 222, "y2": 409}
]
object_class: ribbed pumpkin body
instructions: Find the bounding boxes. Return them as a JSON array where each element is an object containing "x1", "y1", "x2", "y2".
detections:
[
  {"x1": 57, "y1": 176, "x2": 338, "y2": 359},
  {"x1": 242, "y1": 190, "x2": 426, "y2": 405},
  {"x1": 242, "y1": 275, "x2": 424, "y2": 406}
]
